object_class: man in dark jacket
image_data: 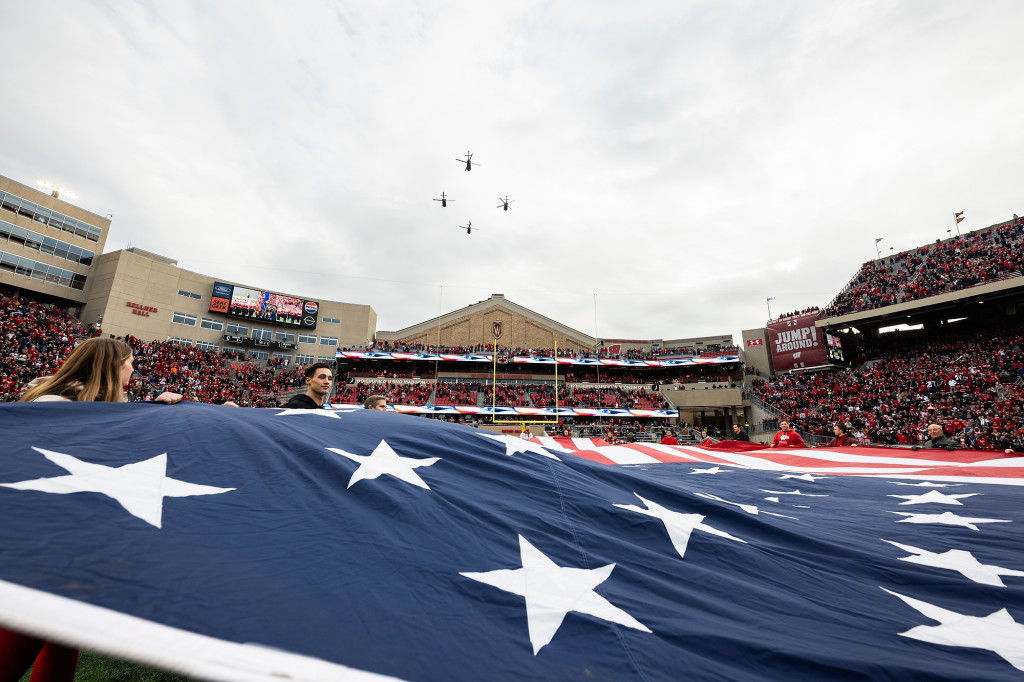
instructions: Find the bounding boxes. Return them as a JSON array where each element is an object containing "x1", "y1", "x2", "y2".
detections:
[
  {"x1": 731, "y1": 424, "x2": 750, "y2": 441},
  {"x1": 921, "y1": 423, "x2": 958, "y2": 449},
  {"x1": 282, "y1": 362, "x2": 333, "y2": 409}
]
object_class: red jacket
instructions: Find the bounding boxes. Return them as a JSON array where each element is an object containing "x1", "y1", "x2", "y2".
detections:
[{"x1": 772, "y1": 429, "x2": 806, "y2": 448}]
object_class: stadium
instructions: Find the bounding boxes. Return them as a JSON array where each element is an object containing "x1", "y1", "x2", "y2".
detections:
[
  {"x1": 8, "y1": 0, "x2": 1024, "y2": 675},
  {"x1": 3, "y1": 170, "x2": 1024, "y2": 679},
  {"x1": 3, "y1": 173, "x2": 1022, "y2": 452}
]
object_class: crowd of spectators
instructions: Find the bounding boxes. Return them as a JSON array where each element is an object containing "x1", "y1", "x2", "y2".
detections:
[
  {"x1": 747, "y1": 319, "x2": 1024, "y2": 451},
  {"x1": 769, "y1": 306, "x2": 820, "y2": 323},
  {"x1": 228, "y1": 363, "x2": 307, "y2": 405},
  {"x1": 824, "y1": 216, "x2": 1024, "y2": 317},
  {"x1": 0, "y1": 292, "x2": 98, "y2": 402},
  {"x1": 334, "y1": 381, "x2": 432, "y2": 407},
  {"x1": 593, "y1": 345, "x2": 738, "y2": 360},
  {"x1": 433, "y1": 381, "x2": 482, "y2": 406},
  {"x1": 362, "y1": 340, "x2": 738, "y2": 362},
  {"x1": 329, "y1": 378, "x2": 671, "y2": 410},
  {"x1": 1, "y1": 291, "x2": 314, "y2": 408},
  {"x1": 126, "y1": 338, "x2": 239, "y2": 404}
]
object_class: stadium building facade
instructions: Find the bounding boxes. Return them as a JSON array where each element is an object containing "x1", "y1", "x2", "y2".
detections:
[
  {"x1": 0, "y1": 175, "x2": 376, "y2": 365},
  {"x1": 1, "y1": 172, "x2": 748, "y2": 430},
  {"x1": 0, "y1": 176, "x2": 107, "y2": 301}
]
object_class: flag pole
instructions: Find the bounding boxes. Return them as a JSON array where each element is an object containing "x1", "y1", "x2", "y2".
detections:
[
  {"x1": 953, "y1": 211, "x2": 963, "y2": 236},
  {"x1": 766, "y1": 297, "x2": 774, "y2": 320}
]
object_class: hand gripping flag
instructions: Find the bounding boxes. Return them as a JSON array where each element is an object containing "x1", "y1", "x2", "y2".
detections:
[{"x1": 1, "y1": 402, "x2": 1023, "y2": 681}]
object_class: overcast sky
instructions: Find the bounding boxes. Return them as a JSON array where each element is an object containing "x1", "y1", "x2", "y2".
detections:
[{"x1": 1, "y1": 1, "x2": 1021, "y2": 343}]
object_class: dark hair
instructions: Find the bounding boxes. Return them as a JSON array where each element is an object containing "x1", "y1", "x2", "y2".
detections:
[
  {"x1": 834, "y1": 423, "x2": 849, "y2": 434},
  {"x1": 304, "y1": 362, "x2": 333, "y2": 379}
]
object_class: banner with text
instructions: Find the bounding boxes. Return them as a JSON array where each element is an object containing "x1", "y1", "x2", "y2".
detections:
[{"x1": 767, "y1": 312, "x2": 827, "y2": 372}]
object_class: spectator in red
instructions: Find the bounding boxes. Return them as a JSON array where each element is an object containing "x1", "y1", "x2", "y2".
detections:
[
  {"x1": 660, "y1": 429, "x2": 679, "y2": 445},
  {"x1": 771, "y1": 421, "x2": 806, "y2": 448}
]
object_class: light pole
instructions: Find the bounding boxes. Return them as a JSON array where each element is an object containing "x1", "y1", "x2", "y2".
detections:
[{"x1": 37, "y1": 180, "x2": 77, "y2": 200}]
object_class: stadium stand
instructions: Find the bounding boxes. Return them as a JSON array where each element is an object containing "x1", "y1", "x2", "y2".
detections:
[
  {"x1": 823, "y1": 215, "x2": 1024, "y2": 317},
  {"x1": 747, "y1": 318, "x2": 1024, "y2": 451},
  {"x1": 0, "y1": 292, "x2": 98, "y2": 402},
  {"x1": 363, "y1": 340, "x2": 737, "y2": 361}
]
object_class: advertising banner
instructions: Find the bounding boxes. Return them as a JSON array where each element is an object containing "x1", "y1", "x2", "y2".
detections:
[{"x1": 766, "y1": 312, "x2": 826, "y2": 372}]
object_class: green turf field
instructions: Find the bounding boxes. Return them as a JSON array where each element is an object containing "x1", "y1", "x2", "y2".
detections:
[{"x1": 19, "y1": 650, "x2": 193, "y2": 682}]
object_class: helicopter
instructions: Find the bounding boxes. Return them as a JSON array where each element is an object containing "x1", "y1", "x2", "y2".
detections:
[
  {"x1": 433, "y1": 192, "x2": 455, "y2": 207},
  {"x1": 497, "y1": 196, "x2": 515, "y2": 211},
  {"x1": 455, "y1": 151, "x2": 480, "y2": 171},
  {"x1": 459, "y1": 221, "x2": 479, "y2": 235}
]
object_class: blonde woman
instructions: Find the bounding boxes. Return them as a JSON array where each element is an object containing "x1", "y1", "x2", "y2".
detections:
[
  {"x1": 1, "y1": 338, "x2": 181, "y2": 682},
  {"x1": 20, "y1": 337, "x2": 181, "y2": 404}
]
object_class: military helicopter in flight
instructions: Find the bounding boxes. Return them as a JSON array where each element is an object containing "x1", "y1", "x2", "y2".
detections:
[
  {"x1": 458, "y1": 221, "x2": 478, "y2": 235},
  {"x1": 456, "y1": 151, "x2": 480, "y2": 171},
  {"x1": 433, "y1": 192, "x2": 455, "y2": 207},
  {"x1": 497, "y1": 196, "x2": 515, "y2": 211}
]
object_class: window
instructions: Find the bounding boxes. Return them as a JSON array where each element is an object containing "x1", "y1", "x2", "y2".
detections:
[
  {"x1": 167, "y1": 336, "x2": 194, "y2": 346},
  {"x1": 0, "y1": 191, "x2": 102, "y2": 242},
  {"x1": 271, "y1": 352, "x2": 292, "y2": 364},
  {"x1": 0, "y1": 250, "x2": 88, "y2": 291},
  {"x1": 251, "y1": 327, "x2": 272, "y2": 341},
  {"x1": 274, "y1": 330, "x2": 296, "y2": 343},
  {"x1": 223, "y1": 345, "x2": 246, "y2": 355},
  {"x1": 248, "y1": 350, "x2": 269, "y2": 361},
  {"x1": 0, "y1": 220, "x2": 93, "y2": 266},
  {"x1": 295, "y1": 354, "x2": 315, "y2": 365},
  {"x1": 298, "y1": 333, "x2": 317, "y2": 344},
  {"x1": 319, "y1": 336, "x2": 338, "y2": 346},
  {"x1": 172, "y1": 312, "x2": 197, "y2": 326},
  {"x1": 195, "y1": 341, "x2": 219, "y2": 351},
  {"x1": 317, "y1": 356, "x2": 336, "y2": 365},
  {"x1": 226, "y1": 322, "x2": 248, "y2": 335},
  {"x1": 178, "y1": 290, "x2": 203, "y2": 300},
  {"x1": 201, "y1": 317, "x2": 223, "y2": 331},
  {"x1": 322, "y1": 317, "x2": 341, "y2": 324}
]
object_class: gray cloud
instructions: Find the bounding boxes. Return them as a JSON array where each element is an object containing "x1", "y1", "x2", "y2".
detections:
[{"x1": 1, "y1": 0, "x2": 1021, "y2": 342}]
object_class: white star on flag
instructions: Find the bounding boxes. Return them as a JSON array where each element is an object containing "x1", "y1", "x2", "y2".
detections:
[
  {"x1": 892, "y1": 511, "x2": 1011, "y2": 531},
  {"x1": 460, "y1": 535, "x2": 651, "y2": 654},
  {"x1": 0, "y1": 447, "x2": 234, "y2": 528},
  {"x1": 695, "y1": 492, "x2": 797, "y2": 519},
  {"x1": 690, "y1": 466, "x2": 726, "y2": 475},
  {"x1": 883, "y1": 588, "x2": 1024, "y2": 671},
  {"x1": 888, "y1": 490, "x2": 979, "y2": 506},
  {"x1": 478, "y1": 433, "x2": 561, "y2": 460},
  {"x1": 614, "y1": 493, "x2": 745, "y2": 559},
  {"x1": 779, "y1": 473, "x2": 826, "y2": 482},
  {"x1": 327, "y1": 440, "x2": 440, "y2": 489},
  {"x1": 883, "y1": 540, "x2": 1024, "y2": 587},
  {"x1": 275, "y1": 408, "x2": 341, "y2": 419}
]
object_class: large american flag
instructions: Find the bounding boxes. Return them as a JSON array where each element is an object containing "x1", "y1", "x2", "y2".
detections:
[{"x1": 0, "y1": 402, "x2": 1022, "y2": 680}]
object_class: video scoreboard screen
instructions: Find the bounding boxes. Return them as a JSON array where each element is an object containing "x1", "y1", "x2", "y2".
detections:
[
  {"x1": 209, "y1": 282, "x2": 320, "y2": 328},
  {"x1": 825, "y1": 332, "x2": 845, "y2": 363}
]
